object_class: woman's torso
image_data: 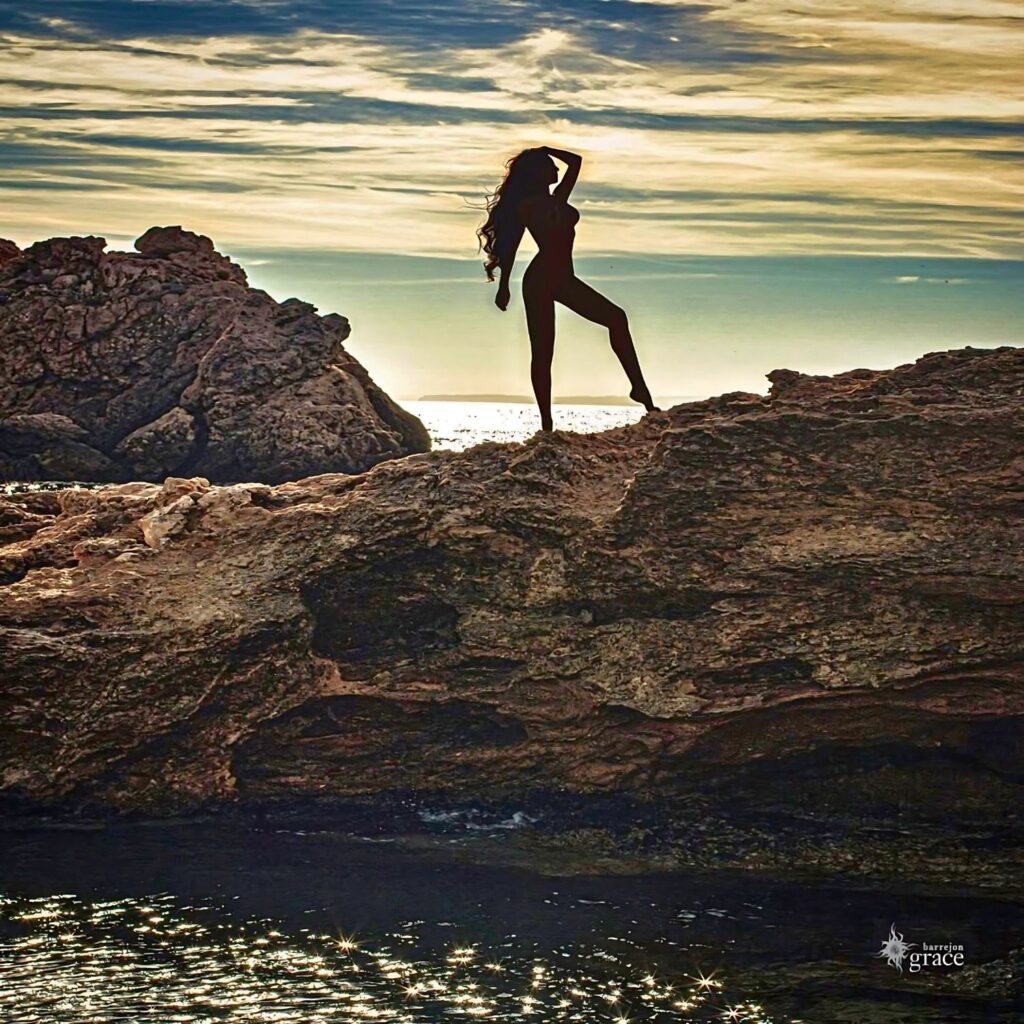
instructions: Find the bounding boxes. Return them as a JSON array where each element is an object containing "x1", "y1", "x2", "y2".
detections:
[{"x1": 520, "y1": 197, "x2": 579, "y2": 280}]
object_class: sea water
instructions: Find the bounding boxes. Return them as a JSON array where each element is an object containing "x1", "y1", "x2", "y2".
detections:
[
  {"x1": 405, "y1": 401, "x2": 648, "y2": 451},
  {"x1": 1, "y1": 823, "x2": 1021, "y2": 1023}
]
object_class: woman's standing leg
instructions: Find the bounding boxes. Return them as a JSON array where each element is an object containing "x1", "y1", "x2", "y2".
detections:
[
  {"x1": 523, "y1": 277, "x2": 556, "y2": 431},
  {"x1": 554, "y1": 275, "x2": 658, "y2": 411}
]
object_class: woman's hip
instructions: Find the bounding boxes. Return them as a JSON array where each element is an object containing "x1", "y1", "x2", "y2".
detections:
[{"x1": 522, "y1": 257, "x2": 573, "y2": 295}]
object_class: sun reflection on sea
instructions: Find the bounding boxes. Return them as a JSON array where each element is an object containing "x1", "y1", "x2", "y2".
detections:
[
  {"x1": 405, "y1": 400, "x2": 646, "y2": 452},
  {"x1": 0, "y1": 891, "x2": 786, "y2": 1022}
]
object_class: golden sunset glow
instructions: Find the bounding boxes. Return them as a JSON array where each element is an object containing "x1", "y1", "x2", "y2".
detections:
[
  {"x1": 3, "y1": 3, "x2": 1022, "y2": 258},
  {"x1": 1, "y1": 2, "x2": 1021, "y2": 398}
]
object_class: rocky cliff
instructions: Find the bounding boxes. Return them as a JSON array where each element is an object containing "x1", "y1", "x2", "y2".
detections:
[
  {"x1": 0, "y1": 227, "x2": 430, "y2": 484},
  {"x1": 1, "y1": 345, "x2": 1022, "y2": 883}
]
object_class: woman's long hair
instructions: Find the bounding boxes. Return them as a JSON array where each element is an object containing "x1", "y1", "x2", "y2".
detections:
[{"x1": 474, "y1": 148, "x2": 548, "y2": 282}]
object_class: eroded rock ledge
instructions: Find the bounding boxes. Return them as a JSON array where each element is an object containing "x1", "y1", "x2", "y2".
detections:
[
  {"x1": 1, "y1": 347, "x2": 1022, "y2": 866},
  {"x1": 0, "y1": 227, "x2": 430, "y2": 484}
]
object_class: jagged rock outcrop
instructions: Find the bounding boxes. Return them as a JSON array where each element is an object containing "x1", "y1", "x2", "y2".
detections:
[
  {"x1": 0, "y1": 228, "x2": 430, "y2": 484},
  {"x1": 0, "y1": 239, "x2": 19, "y2": 268},
  {"x1": 1, "y1": 347, "x2": 1022, "y2": 849}
]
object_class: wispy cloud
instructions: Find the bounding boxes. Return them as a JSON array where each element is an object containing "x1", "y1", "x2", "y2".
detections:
[{"x1": 0, "y1": 1, "x2": 1022, "y2": 259}]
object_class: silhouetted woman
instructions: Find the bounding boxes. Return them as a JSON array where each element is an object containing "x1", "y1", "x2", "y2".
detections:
[{"x1": 476, "y1": 145, "x2": 659, "y2": 431}]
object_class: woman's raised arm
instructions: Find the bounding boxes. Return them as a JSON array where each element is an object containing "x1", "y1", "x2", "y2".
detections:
[{"x1": 544, "y1": 146, "x2": 582, "y2": 202}]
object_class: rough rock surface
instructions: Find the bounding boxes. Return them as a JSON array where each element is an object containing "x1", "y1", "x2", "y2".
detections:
[
  {"x1": 1, "y1": 346, "x2": 1022, "y2": 885},
  {"x1": 0, "y1": 228, "x2": 430, "y2": 484}
]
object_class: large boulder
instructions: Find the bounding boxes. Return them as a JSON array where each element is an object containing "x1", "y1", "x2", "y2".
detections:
[
  {"x1": 0, "y1": 345, "x2": 1021, "y2": 884},
  {"x1": 0, "y1": 227, "x2": 430, "y2": 484}
]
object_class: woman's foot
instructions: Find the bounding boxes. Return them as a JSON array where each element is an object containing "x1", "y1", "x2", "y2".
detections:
[{"x1": 629, "y1": 386, "x2": 660, "y2": 413}]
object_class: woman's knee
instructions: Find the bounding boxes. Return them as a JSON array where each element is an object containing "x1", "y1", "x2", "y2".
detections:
[{"x1": 607, "y1": 304, "x2": 628, "y2": 331}]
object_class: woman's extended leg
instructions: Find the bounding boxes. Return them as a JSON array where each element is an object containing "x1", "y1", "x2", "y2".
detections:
[
  {"x1": 554, "y1": 275, "x2": 659, "y2": 411},
  {"x1": 523, "y1": 281, "x2": 556, "y2": 431}
]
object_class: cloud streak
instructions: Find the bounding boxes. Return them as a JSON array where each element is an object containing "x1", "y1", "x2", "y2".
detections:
[{"x1": 0, "y1": 0, "x2": 1021, "y2": 260}]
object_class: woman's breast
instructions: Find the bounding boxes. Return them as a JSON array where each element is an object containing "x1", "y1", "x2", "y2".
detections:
[
  {"x1": 530, "y1": 202, "x2": 580, "y2": 234},
  {"x1": 550, "y1": 203, "x2": 580, "y2": 230}
]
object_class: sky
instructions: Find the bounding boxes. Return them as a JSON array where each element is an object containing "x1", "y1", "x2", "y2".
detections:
[{"x1": 1, "y1": 0, "x2": 1022, "y2": 400}]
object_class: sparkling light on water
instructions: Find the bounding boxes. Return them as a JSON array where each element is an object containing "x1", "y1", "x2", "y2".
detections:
[
  {"x1": 0, "y1": 892, "x2": 785, "y2": 1023},
  {"x1": 404, "y1": 401, "x2": 646, "y2": 452}
]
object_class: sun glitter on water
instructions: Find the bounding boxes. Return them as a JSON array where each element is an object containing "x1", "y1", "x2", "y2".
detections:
[{"x1": 0, "y1": 891, "x2": 787, "y2": 1023}]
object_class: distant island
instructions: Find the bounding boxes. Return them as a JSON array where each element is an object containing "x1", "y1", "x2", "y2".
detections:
[{"x1": 416, "y1": 393, "x2": 705, "y2": 406}]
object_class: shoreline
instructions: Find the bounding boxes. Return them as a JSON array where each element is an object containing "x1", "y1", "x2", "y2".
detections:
[{"x1": 3, "y1": 792, "x2": 1022, "y2": 899}]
